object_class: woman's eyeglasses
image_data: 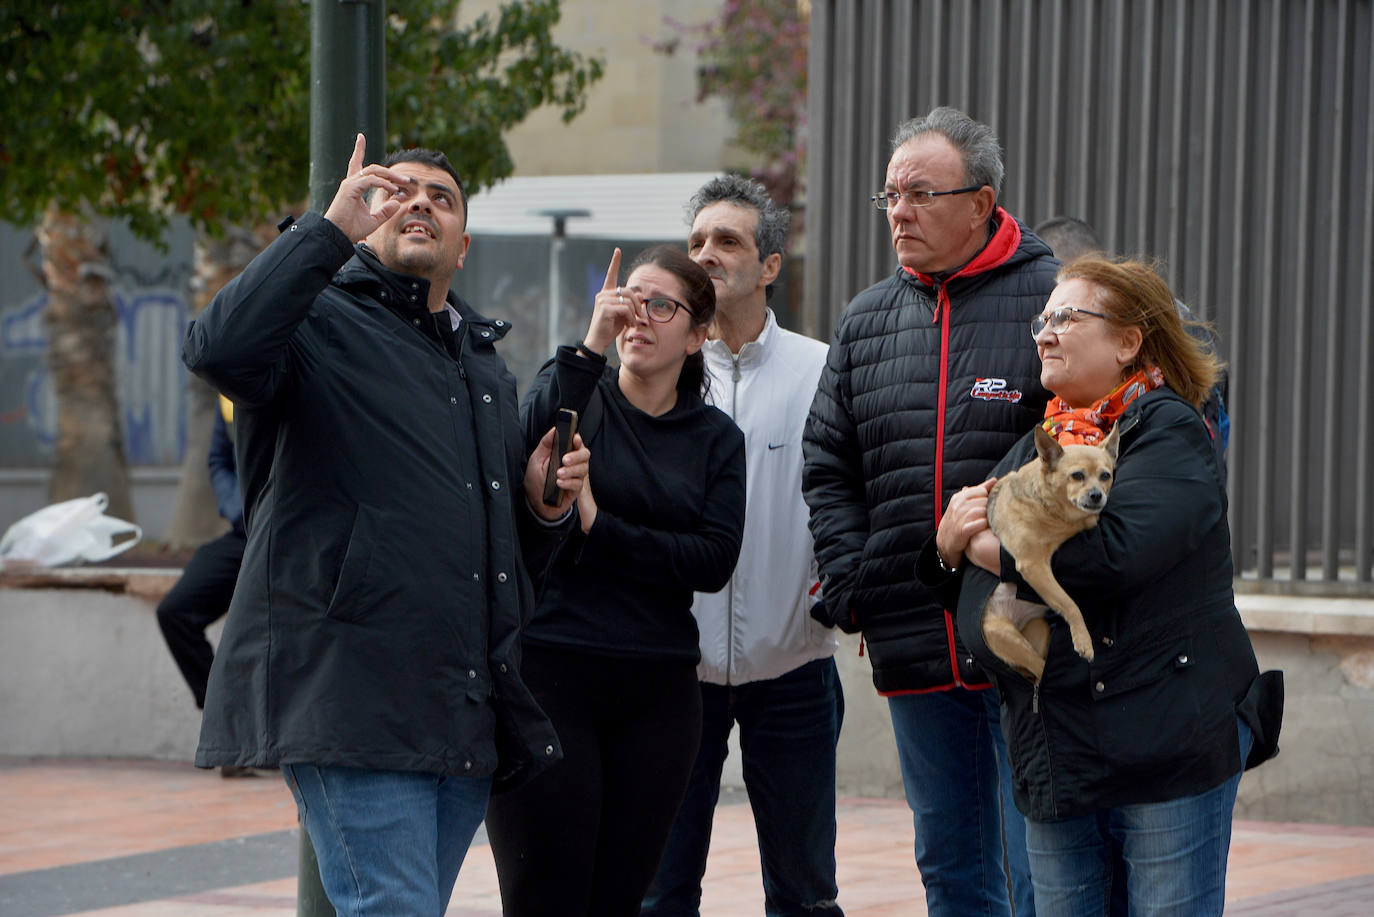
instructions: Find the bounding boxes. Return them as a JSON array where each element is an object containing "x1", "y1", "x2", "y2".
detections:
[
  {"x1": 644, "y1": 297, "x2": 691, "y2": 323},
  {"x1": 1031, "y1": 306, "x2": 1108, "y2": 339}
]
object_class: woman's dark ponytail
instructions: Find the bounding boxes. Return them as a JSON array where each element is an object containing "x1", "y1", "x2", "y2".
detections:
[{"x1": 678, "y1": 350, "x2": 709, "y2": 399}]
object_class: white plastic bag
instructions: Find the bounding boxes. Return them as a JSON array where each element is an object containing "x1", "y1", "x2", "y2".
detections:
[{"x1": 0, "y1": 493, "x2": 142, "y2": 569}]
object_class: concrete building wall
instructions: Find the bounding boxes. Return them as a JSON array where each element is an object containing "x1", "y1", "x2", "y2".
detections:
[{"x1": 462, "y1": 0, "x2": 742, "y2": 175}]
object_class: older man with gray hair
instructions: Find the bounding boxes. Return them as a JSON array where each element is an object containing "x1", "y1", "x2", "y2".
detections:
[
  {"x1": 643, "y1": 174, "x2": 842, "y2": 917},
  {"x1": 804, "y1": 107, "x2": 1057, "y2": 916}
]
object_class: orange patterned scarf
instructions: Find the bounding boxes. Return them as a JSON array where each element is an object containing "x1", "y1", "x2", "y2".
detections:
[{"x1": 1042, "y1": 366, "x2": 1164, "y2": 445}]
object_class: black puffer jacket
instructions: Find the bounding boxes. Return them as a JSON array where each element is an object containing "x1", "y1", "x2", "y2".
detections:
[
  {"x1": 803, "y1": 212, "x2": 1056, "y2": 693},
  {"x1": 918, "y1": 389, "x2": 1283, "y2": 820},
  {"x1": 183, "y1": 212, "x2": 561, "y2": 789}
]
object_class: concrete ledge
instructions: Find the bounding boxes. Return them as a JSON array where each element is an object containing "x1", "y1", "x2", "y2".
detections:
[
  {"x1": 4, "y1": 571, "x2": 1372, "y2": 825},
  {"x1": 1237, "y1": 594, "x2": 1374, "y2": 637},
  {"x1": 830, "y1": 597, "x2": 1374, "y2": 826},
  {"x1": 0, "y1": 570, "x2": 216, "y2": 762},
  {"x1": 0, "y1": 566, "x2": 182, "y2": 600}
]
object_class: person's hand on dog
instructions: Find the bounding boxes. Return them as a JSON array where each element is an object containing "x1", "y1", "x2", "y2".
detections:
[
  {"x1": 936, "y1": 478, "x2": 997, "y2": 570},
  {"x1": 965, "y1": 528, "x2": 1002, "y2": 575}
]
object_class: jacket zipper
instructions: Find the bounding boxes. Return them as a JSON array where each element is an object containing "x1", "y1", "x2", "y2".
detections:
[
  {"x1": 724, "y1": 353, "x2": 742, "y2": 679},
  {"x1": 428, "y1": 310, "x2": 468, "y2": 379},
  {"x1": 932, "y1": 284, "x2": 951, "y2": 529},
  {"x1": 1032, "y1": 680, "x2": 1059, "y2": 817}
]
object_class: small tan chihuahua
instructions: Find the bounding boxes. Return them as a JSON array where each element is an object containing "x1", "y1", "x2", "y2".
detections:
[{"x1": 982, "y1": 424, "x2": 1121, "y2": 681}]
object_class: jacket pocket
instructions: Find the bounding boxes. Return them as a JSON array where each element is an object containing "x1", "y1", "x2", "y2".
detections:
[
  {"x1": 324, "y1": 504, "x2": 383, "y2": 624},
  {"x1": 1090, "y1": 636, "x2": 1216, "y2": 778}
]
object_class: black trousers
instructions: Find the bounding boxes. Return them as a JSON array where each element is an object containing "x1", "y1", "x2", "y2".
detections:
[
  {"x1": 485, "y1": 644, "x2": 703, "y2": 917},
  {"x1": 155, "y1": 529, "x2": 246, "y2": 708}
]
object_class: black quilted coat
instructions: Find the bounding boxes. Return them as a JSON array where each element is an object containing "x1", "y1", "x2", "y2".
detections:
[{"x1": 803, "y1": 212, "x2": 1057, "y2": 694}]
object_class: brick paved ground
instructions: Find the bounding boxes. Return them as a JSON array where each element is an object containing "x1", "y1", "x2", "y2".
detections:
[{"x1": 2, "y1": 758, "x2": 1372, "y2": 916}]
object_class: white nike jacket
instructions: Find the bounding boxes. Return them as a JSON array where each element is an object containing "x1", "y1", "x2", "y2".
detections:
[{"x1": 697, "y1": 310, "x2": 838, "y2": 685}]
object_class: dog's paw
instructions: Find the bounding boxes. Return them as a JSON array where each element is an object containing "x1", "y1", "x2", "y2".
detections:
[{"x1": 1072, "y1": 632, "x2": 1095, "y2": 661}]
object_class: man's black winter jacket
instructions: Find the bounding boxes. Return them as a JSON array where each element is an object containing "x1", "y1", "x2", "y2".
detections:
[{"x1": 183, "y1": 212, "x2": 561, "y2": 788}]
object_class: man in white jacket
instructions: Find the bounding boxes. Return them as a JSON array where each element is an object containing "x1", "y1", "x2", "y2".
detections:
[{"x1": 642, "y1": 176, "x2": 844, "y2": 917}]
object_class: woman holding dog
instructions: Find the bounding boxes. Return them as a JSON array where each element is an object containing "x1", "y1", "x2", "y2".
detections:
[{"x1": 921, "y1": 256, "x2": 1282, "y2": 916}]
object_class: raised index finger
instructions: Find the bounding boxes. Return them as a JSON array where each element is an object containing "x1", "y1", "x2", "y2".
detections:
[
  {"x1": 346, "y1": 133, "x2": 366, "y2": 177},
  {"x1": 601, "y1": 247, "x2": 622, "y2": 291}
]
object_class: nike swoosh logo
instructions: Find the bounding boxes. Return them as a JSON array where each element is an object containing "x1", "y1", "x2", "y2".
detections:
[{"x1": 768, "y1": 442, "x2": 786, "y2": 450}]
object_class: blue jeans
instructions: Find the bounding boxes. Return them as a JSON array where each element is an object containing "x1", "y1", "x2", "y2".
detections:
[
  {"x1": 282, "y1": 764, "x2": 491, "y2": 917},
  {"x1": 887, "y1": 686, "x2": 1034, "y2": 917},
  {"x1": 643, "y1": 657, "x2": 845, "y2": 917},
  {"x1": 1024, "y1": 718, "x2": 1253, "y2": 917}
]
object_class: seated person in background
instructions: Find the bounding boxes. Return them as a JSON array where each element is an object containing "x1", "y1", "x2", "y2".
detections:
[{"x1": 156, "y1": 397, "x2": 245, "y2": 719}]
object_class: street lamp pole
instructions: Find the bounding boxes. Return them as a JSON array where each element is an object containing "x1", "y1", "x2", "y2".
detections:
[
  {"x1": 534, "y1": 209, "x2": 591, "y2": 356},
  {"x1": 302, "y1": 2, "x2": 385, "y2": 915}
]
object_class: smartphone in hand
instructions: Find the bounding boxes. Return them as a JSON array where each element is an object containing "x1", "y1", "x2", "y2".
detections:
[{"x1": 541, "y1": 408, "x2": 580, "y2": 507}]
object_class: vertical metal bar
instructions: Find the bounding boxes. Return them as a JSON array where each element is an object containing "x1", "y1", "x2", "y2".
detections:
[
  {"x1": 1134, "y1": 0, "x2": 1157, "y2": 249},
  {"x1": 1073, "y1": 0, "x2": 1097, "y2": 215},
  {"x1": 1196, "y1": 0, "x2": 1221, "y2": 320},
  {"x1": 1044, "y1": 0, "x2": 1065, "y2": 217},
  {"x1": 953, "y1": 0, "x2": 973, "y2": 109},
  {"x1": 1357, "y1": 16, "x2": 1374, "y2": 583},
  {"x1": 309, "y1": 0, "x2": 387, "y2": 213},
  {"x1": 803, "y1": 0, "x2": 834, "y2": 338},
  {"x1": 1012, "y1": 1, "x2": 1035, "y2": 216},
  {"x1": 1164, "y1": 0, "x2": 1187, "y2": 285},
  {"x1": 930, "y1": 0, "x2": 946, "y2": 107},
  {"x1": 1254, "y1": 0, "x2": 1282, "y2": 580},
  {"x1": 895, "y1": 0, "x2": 916, "y2": 132},
  {"x1": 985, "y1": 0, "x2": 1005, "y2": 159},
  {"x1": 1104, "y1": 0, "x2": 1127, "y2": 248},
  {"x1": 1226, "y1": 0, "x2": 1253, "y2": 575},
  {"x1": 1320, "y1": 0, "x2": 1349, "y2": 580},
  {"x1": 302, "y1": 4, "x2": 383, "y2": 912},
  {"x1": 832, "y1": 1, "x2": 860, "y2": 331},
  {"x1": 296, "y1": 829, "x2": 334, "y2": 917},
  {"x1": 1287, "y1": 0, "x2": 1317, "y2": 581},
  {"x1": 872, "y1": 0, "x2": 898, "y2": 286}
]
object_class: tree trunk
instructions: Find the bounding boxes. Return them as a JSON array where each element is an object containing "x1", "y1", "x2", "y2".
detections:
[
  {"x1": 36, "y1": 205, "x2": 135, "y2": 522},
  {"x1": 162, "y1": 222, "x2": 281, "y2": 549}
]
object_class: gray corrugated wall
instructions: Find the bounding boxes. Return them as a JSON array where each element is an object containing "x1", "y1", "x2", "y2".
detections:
[{"x1": 804, "y1": 0, "x2": 1374, "y2": 589}]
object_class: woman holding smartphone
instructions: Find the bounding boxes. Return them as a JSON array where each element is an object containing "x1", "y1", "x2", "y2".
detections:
[{"x1": 486, "y1": 245, "x2": 746, "y2": 917}]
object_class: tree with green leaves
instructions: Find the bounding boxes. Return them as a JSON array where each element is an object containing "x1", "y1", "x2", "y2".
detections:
[{"x1": 1, "y1": 1, "x2": 602, "y2": 537}]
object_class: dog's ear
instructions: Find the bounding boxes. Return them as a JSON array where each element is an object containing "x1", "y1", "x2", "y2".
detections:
[
  {"x1": 1100, "y1": 424, "x2": 1122, "y2": 463},
  {"x1": 1034, "y1": 425, "x2": 1063, "y2": 469}
]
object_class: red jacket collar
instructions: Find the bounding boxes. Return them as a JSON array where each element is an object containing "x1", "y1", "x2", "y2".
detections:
[{"x1": 904, "y1": 207, "x2": 1022, "y2": 287}]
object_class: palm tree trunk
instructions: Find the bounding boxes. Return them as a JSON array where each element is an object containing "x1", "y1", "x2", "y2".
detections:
[
  {"x1": 162, "y1": 222, "x2": 280, "y2": 548},
  {"x1": 36, "y1": 204, "x2": 135, "y2": 522}
]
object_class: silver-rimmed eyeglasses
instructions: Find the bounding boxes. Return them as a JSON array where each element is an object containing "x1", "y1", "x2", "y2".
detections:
[
  {"x1": 1031, "y1": 306, "x2": 1109, "y2": 339},
  {"x1": 871, "y1": 184, "x2": 985, "y2": 210}
]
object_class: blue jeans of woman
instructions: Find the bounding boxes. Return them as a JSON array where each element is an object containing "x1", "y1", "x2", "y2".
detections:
[
  {"x1": 1024, "y1": 718, "x2": 1253, "y2": 916},
  {"x1": 282, "y1": 764, "x2": 491, "y2": 917},
  {"x1": 887, "y1": 685, "x2": 1034, "y2": 917}
]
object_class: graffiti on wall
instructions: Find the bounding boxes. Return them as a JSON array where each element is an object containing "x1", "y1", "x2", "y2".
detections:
[{"x1": 0, "y1": 221, "x2": 194, "y2": 467}]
